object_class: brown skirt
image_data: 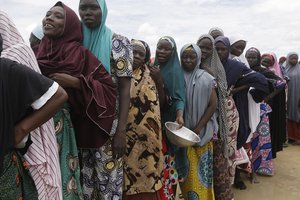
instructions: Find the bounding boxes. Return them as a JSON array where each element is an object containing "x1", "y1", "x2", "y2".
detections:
[{"x1": 123, "y1": 191, "x2": 161, "y2": 200}]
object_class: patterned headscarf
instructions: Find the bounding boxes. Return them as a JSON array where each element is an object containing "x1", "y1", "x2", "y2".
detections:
[
  {"x1": 197, "y1": 34, "x2": 229, "y2": 157},
  {"x1": 82, "y1": 0, "x2": 113, "y2": 73}
]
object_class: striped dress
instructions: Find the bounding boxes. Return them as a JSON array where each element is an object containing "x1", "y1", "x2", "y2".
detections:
[{"x1": 0, "y1": 11, "x2": 62, "y2": 200}]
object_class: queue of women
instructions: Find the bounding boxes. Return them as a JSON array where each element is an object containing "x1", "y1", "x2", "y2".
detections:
[{"x1": 0, "y1": 0, "x2": 299, "y2": 199}]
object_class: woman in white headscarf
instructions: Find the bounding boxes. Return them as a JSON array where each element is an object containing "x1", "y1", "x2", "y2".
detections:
[{"x1": 229, "y1": 34, "x2": 261, "y2": 180}]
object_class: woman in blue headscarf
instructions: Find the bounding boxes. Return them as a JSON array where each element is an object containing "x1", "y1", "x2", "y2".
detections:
[{"x1": 79, "y1": 0, "x2": 133, "y2": 199}]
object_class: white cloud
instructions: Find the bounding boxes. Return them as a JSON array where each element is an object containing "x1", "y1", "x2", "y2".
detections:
[
  {"x1": 138, "y1": 23, "x2": 158, "y2": 36},
  {"x1": 1, "y1": 0, "x2": 300, "y2": 57}
]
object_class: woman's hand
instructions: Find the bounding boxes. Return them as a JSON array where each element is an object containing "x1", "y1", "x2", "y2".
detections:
[
  {"x1": 49, "y1": 73, "x2": 81, "y2": 89},
  {"x1": 112, "y1": 129, "x2": 126, "y2": 159},
  {"x1": 176, "y1": 110, "x2": 184, "y2": 129},
  {"x1": 192, "y1": 126, "x2": 202, "y2": 135},
  {"x1": 149, "y1": 65, "x2": 162, "y2": 84}
]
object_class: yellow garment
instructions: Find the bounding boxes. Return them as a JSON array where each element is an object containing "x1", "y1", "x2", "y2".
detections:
[{"x1": 181, "y1": 142, "x2": 215, "y2": 200}]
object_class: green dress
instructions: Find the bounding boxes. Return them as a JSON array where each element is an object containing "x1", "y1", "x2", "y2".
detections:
[
  {"x1": 0, "y1": 151, "x2": 38, "y2": 200},
  {"x1": 54, "y1": 105, "x2": 83, "y2": 199}
]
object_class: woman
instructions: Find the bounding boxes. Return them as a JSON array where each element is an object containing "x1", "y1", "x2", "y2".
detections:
[
  {"x1": 197, "y1": 34, "x2": 235, "y2": 199},
  {"x1": 79, "y1": 0, "x2": 132, "y2": 198},
  {"x1": 215, "y1": 36, "x2": 269, "y2": 189},
  {"x1": 229, "y1": 35, "x2": 261, "y2": 184},
  {"x1": 0, "y1": 35, "x2": 67, "y2": 199},
  {"x1": 285, "y1": 52, "x2": 300, "y2": 143},
  {"x1": 0, "y1": 10, "x2": 63, "y2": 200},
  {"x1": 36, "y1": 2, "x2": 117, "y2": 199},
  {"x1": 151, "y1": 36, "x2": 185, "y2": 200},
  {"x1": 245, "y1": 47, "x2": 286, "y2": 177},
  {"x1": 208, "y1": 27, "x2": 224, "y2": 39},
  {"x1": 29, "y1": 24, "x2": 43, "y2": 52},
  {"x1": 179, "y1": 43, "x2": 217, "y2": 200},
  {"x1": 261, "y1": 53, "x2": 287, "y2": 158},
  {"x1": 123, "y1": 39, "x2": 164, "y2": 200}
]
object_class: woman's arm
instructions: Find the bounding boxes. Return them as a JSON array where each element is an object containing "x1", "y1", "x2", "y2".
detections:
[
  {"x1": 149, "y1": 65, "x2": 166, "y2": 107},
  {"x1": 112, "y1": 77, "x2": 131, "y2": 159},
  {"x1": 14, "y1": 86, "x2": 68, "y2": 144},
  {"x1": 49, "y1": 73, "x2": 81, "y2": 90},
  {"x1": 230, "y1": 85, "x2": 249, "y2": 95},
  {"x1": 264, "y1": 89, "x2": 281, "y2": 103},
  {"x1": 192, "y1": 88, "x2": 217, "y2": 134},
  {"x1": 176, "y1": 109, "x2": 184, "y2": 128}
]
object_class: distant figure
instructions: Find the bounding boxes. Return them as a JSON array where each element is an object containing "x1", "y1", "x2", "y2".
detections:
[
  {"x1": 208, "y1": 27, "x2": 224, "y2": 39},
  {"x1": 285, "y1": 52, "x2": 300, "y2": 144},
  {"x1": 29, "y1": 24, "x2": 43, "y2": 49},
  {"x1": 261, "y1": 53, "x2": 287, "y2": 158}
]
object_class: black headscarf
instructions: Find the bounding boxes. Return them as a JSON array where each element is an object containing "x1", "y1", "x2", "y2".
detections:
[{"x1": 246, "y1": 47, "x2": 281, "y2": 80}]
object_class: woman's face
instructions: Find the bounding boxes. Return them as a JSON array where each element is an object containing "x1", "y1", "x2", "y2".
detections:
[
  {"x1": 197, "y1": 38, "x2": 213, "y2": 61},
  {"x1": 288, "y1": 54, "x2": 298, "y2": 66},
  {"x1": 261, "y1": 56, "x2": 274, "y2": 68},
  {"x1": 215, "y1": 42, "x2": 229, "y2": 61},
  {"x1": 79, "y1": 0, "x2": 102, "y2": 29},
  {"x1": 245, "y1": 51, "x2": 259, "y2": 68},
  {"x1": 231, "y1": 40, "x2": 246, "y2": 57},
  {"x1": 133, "y1": 44, "x2": 146, "y2": 70},
  {"x1": 156, "y1": 40, "x2": 173, "y2": 64},
  {"x1": 42, "y1": 6, "x2": 65, "y2": 38},
  {"x1": 181, "y1": 49, "x2": 198, "y2": 72}
]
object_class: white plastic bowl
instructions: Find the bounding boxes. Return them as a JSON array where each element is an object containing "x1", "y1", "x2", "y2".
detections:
[{"x1": 165, "y1": 122, "x2": 200, "y2": 147}]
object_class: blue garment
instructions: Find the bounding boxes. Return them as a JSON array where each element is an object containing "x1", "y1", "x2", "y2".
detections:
[{"x1": 215, "y1": 36, "x2": 269, "y2": 149}]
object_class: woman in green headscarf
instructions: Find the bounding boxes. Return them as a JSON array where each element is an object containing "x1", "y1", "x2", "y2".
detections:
[
  {"x1": 79, "y1": 0, "x2": 133, "y2": 199},
  {"x1": 151, "y1": 36, "x2": 185, "y2": 199}
]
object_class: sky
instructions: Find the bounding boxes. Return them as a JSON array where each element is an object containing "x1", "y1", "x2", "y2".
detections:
[{"x1": 2, "y1": 0, "x2": 300, "y2": 58}]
